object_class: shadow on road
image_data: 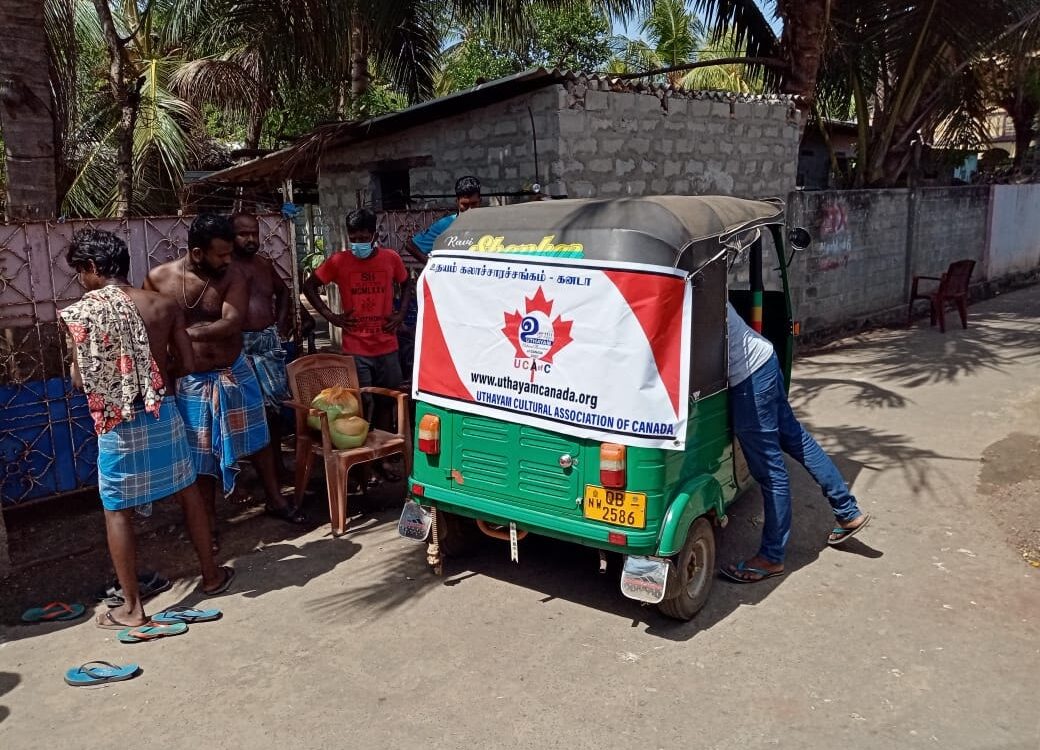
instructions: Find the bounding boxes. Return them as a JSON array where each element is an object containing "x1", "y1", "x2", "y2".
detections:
[
  {"x1": 293, "y1": 403, "x2": 987, "y2": 640},
  {"x1": 802, "y1": 302, "x2": 1040, "y2": 392},
  {"x1": 0, "y1": 671, "x2": 19, "y2": 725}
]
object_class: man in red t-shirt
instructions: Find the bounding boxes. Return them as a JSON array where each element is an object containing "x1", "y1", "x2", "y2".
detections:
[
  {"x1": 303, "y1": 208, "x2": 411, "y2": 389},
  {"x1": 303, "y1": 208, "x2": 413, "y2": 436}
]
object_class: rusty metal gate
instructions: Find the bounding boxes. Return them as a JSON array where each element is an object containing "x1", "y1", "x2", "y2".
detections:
[{"x1": 0, "y1": 215, "x2": 295, "y2": 507}]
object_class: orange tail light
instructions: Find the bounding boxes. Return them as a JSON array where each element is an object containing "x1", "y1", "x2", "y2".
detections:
[
  {"x1": 418, "y1": 414, "x2": 441, "y2": 455},
  {"x1": 600, "y1": 443, "x2": 626, "y2": 488}
]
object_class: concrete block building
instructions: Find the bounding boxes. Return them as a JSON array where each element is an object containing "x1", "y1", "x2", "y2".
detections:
[{"x1": 310, "y1": 70, "x2": 802, "y2": 245}]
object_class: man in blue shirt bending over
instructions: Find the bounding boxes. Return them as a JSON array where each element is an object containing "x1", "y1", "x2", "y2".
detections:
[
  {"x1": 722, "y1": 303, "x2": 870, "y2": 584},
  {"x1": 404, "y1": 175, "x2": 482, "y2": 264}
]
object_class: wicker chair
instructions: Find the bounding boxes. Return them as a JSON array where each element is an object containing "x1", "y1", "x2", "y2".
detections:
[{"x1": 285, "y1": 354, "x2": 411, "y2": 535}]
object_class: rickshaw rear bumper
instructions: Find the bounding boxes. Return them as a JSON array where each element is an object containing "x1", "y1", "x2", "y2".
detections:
[{"x1": 407, "y1": 481, "x2": 661, "y2": 555}]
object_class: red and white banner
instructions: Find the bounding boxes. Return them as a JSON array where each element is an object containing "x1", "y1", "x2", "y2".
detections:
[{"x1": 412, "y1": 253, "x2": 692, "y2": 450}]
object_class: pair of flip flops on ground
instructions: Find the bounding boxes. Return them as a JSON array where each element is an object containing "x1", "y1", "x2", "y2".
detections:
[
  {"x1": 97, "y1": 605, "x2": 223, "y2": 643},
  {"x1": 21, "y1": 601, "x2": 87, "y2": 623},
  {"x1": 67, "y1": 606, "x2": 223, "y2": 686},
  {"x1": 94, "y1": 571, "x2": 171, "y2": 608},
  {"x1": 720, "y1": 515, "x2": 872, "y2": 584},
  {"x1": 97, "y1": 565, "x2": 234, "y2": 603}
]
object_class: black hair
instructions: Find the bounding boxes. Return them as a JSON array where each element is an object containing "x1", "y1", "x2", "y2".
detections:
[
  {"x1": 229, "y1": 212, "x2": 257, "y2": 226},
  {"x1": 346, "y1": 208, "x2": 377, "y2": 234},
  {"x1": 455, "y1": 175, "x2": 481, "y2": 197},
  {"x1": 189, "y1": 213, "x2": 235, "y2": 251},
  {"x1": 66, "y1": 229, "x2": 130, "y2": 278}
]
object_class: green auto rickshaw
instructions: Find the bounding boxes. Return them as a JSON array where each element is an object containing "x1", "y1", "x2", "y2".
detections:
[{"x1": 398, "y1": 196, "x2": 803, "y2": 620}]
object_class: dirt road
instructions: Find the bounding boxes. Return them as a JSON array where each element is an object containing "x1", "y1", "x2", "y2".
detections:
[{"x1": 2, "y1": 288, "x2": 1038, "y2": 750}]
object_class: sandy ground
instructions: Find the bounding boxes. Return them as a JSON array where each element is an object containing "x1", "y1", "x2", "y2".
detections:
[{"x1": 1, "y1": 287, "x2": 1038, "y2": 750}]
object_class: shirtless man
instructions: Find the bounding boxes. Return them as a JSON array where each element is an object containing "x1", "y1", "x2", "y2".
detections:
[
  {"x1": 60, "y1": 230, "x2": 233, "y2": 631},
  {"x1": 145, "y1": 214, "x2": 304, "y2": 547},
  {"x1": 230, "y1": 212, "x2": 292, "y2": 477}
]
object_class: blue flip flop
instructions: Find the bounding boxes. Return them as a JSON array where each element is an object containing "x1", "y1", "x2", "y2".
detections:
[
  {"x1": 117, "y1": 622, "x2": 188, "y2": 643},
  {"x1": 151, "y1": 606, "x2": 223, "y2": 624},
  {"x1": 719, "y1": 561, "x2": 786, "y2": 584},
  {"x1": 828, "y1": 514, "x2": 871, "y2": 546},
  {"x1": 22, "y1": 601, "x2": 87, "y2": 623},
  {"x1": 64, "y1": 661, "x2": 140, "y2": 687}
]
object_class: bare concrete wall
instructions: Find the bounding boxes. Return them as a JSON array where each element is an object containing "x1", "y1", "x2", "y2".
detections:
[
  {"x1": 555, "y1": 82, "x2": 801, "y2": 200},
  {"x1": 787, "y1": 189, "x2": 912, "y2": 331},
  {"x1": 910, "y1": 186, "x2": 990, "y2": 279},
  {"x1": 787, "y1": 186, "x2": 1036, "y2": 336},
  {"x1": 987, "y1": 184, "x2": 1040, "y2": 277}
]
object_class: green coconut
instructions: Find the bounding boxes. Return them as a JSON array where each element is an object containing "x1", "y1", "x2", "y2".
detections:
[
  {"x1": 329, "y1": 415, "x2": 370, "y2": 450},
  {"x1": 306, "y1": 386, "x2": 360, "y2": 431}
]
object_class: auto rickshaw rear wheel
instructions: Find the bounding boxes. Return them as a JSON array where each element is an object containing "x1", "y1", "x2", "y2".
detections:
[
  {"x1": 658, "y1": 517, "x2": 715, "y2": 621},
  {"x1": 435, "y1": 509, "x2": 482, "y2": 557}
]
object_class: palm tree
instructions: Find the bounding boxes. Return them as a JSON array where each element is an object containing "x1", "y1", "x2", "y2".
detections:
[
  {"x1": 680, "y1": 30, "x2": 766, "y2": 93},
  {"x1": 984, "y1": 34, "x2": 1040, "y2": 171},
  {"x1": 0, "y1": 0, "x2": 59, "y2": 219},
  {"x1": 60, "y1": 0, "x2": 213, "y2": 216},
  {"x1": 814, "y1": 0, "x2": 1040, "y2": 185},
  {"x1": 643, "y1": 0, "x2": 704, "y2": 76},
  {"x1": 609, "y1": 0, "x2": 703, "y2": 83}
]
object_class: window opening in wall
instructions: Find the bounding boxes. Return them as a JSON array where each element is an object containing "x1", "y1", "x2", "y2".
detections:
[{"x1": 372, "y1": 168, "x2": 411, "y2": 210}]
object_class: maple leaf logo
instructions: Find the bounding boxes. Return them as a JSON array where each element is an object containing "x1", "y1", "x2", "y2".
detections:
[{"x1": 502, "y1": 287, "x2": 574, "y2": 381}]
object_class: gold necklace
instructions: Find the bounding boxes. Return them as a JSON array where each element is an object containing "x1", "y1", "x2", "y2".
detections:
[{"x1": 181, "y1": 257, "x2": 211, "y2": 310}]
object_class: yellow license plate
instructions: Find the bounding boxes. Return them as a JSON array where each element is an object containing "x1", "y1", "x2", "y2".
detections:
[{"x1": 583, "y1": 485, "x2": 647, "y2": 529}]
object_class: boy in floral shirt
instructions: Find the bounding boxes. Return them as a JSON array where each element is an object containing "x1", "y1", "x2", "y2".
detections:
[{"x1": 61, "y1": 230, "x2": 233, "y2": 632}]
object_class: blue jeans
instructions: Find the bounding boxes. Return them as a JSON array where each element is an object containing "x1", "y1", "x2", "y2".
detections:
[{"x1": 730, "y1": 355, "x2": 862, "y2": 564}]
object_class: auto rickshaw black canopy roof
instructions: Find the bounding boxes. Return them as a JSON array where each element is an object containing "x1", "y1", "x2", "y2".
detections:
[{"x1": 434, "y1": 195, "x2": 786, "y2": 269}]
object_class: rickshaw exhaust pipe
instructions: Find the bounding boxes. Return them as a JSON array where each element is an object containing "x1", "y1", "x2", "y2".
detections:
[
  {"x1": 476, "y1": 519, "x2": 528, "y2": 542},
  {"x1": 598, "y1": 550, "x2": 608, "y2": 574}
]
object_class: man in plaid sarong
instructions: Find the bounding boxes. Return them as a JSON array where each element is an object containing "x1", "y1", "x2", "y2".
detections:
[
  {"x1": 146, "y1": 215, "x2": 305, "y2": 549},
  {"x1": 175, "y1": 352, "x2": 271, "y2": 495},
  {"x1": 61, "y1": 230, "x2": 233, "y2": 630},
  {"x1": 231, "y1": 212, "x2": 294, "y2": 478}
]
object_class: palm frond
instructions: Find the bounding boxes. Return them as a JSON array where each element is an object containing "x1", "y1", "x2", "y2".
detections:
[
  {"x1": 685, "y1": 0, "x2": 779, "y2": 88},
  {"x1": 641, "y1": 0, "x2": 704, "y2": 67},
  {"x1": 169, "y1": 57, "x2": 263, "y2": 112},
  {"x1": 682, "y1": 30, "x2": 765, "y2": 92},
  {"x1": 689, "y1": 0, "x2": 779, "y2": 60},
  {"x1": 608, "y1": 35, "x2": 662, "y2": 73},
  {"x1": 369, "y1": 1, "x2": 443, "y2": 102}
]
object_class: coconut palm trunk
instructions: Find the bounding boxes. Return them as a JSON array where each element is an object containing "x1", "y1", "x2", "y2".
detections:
[
  {"x1": 1008, "y1": 100, "x2": 1039, "y2": 170},
  {"x1": 0, "y1": 0, "x2": 58, "y2": 219},
  {"x1": 776, "y1": 0, "x2": 832, "y2": 103},
  {"x1": 92, "y1": 0, "x2": 139, "y2": 217},
  {"x1": 349, "y1": 13, "x2": 371, "y2": 114}
]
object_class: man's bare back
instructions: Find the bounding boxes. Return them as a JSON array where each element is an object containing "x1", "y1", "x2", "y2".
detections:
[
  {"x1": 145, "y1": 256, "x2": 246, "y2": 373},
  {"x1": 121, "y1": 287, "x2": 194, "y2": 387}
]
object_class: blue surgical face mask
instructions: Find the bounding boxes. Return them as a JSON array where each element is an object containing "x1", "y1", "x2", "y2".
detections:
[{"x1": 350, "y1": 241, "x2": 375, "y2": 259}]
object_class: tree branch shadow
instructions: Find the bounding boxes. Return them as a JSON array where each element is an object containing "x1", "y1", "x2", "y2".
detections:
[
  {"x1": 801, "y1": 300, "x2": 1040, "y2": 393},
  {"x1": 791, "y1": 377, "x2": 911, "y2": 410}
]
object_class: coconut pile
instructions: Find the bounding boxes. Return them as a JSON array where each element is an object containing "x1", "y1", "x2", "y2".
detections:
[{"x1": 307, "y1": 386, "x2": 370, "y2": 449}]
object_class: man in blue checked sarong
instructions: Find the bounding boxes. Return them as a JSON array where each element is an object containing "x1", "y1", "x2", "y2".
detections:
[
  {"x1": 230, "y1": 212, "x2": 296, "y2": 479},
  {"x1": 146, "y1": 215, "x2": 306, "y2": 551},
  {"x1": 60, "y1": 230, "x2": 234, "y2": 630}
]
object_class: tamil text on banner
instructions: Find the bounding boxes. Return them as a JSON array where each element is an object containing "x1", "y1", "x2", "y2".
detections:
[{"x1": 412, "y1": 253, "x2": 692, "y2": 450}]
